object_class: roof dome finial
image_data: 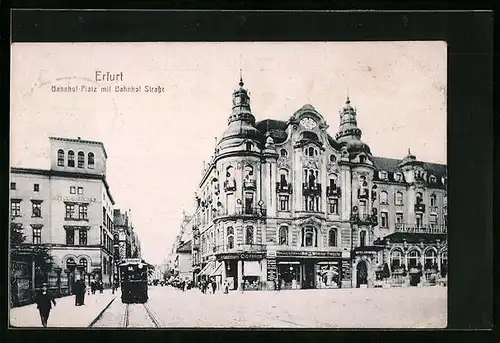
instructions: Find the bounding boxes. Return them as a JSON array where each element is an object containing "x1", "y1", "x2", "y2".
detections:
[{"x1": 239, "y1": 69, "x2": 244, "y2": 88}]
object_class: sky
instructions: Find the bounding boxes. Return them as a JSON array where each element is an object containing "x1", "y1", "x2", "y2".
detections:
[{"x1": 10, "y1": 42, "x2": 446, "y2": 265}]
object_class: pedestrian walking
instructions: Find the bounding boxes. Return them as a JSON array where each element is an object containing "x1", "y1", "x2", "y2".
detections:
[
  {"x1": 90, "y1": 280, "x2": 96, "y2": 295},
  {"x1": 35, "y1": 283, "x2": 56, "y2": 327},
  {"x1": 223, "y1": 280, "x2": 229, "y2": 294},
  {"x1": 99, "y1": 280, "x2": 103, "y2": 293},
  {"x1": 211, "y1": 278, "x2": 217, "y2": 295},
  {"x1": 79, "y1": 279, "x2": 86, "y2": 305}
]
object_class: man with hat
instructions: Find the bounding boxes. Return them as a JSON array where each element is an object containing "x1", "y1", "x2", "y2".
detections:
[{"x1": 35, "y1": 283, "x2": 56, "y2": 327}]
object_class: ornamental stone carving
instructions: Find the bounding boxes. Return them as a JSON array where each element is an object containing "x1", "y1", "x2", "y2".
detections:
[{"x1": 277, "y1": 158, "x2": 290, "y2": 170}]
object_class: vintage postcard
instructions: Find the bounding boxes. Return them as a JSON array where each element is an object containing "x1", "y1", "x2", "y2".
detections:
[{"x1": 9, "y1": 41, "x2": 447, "y2": 328}]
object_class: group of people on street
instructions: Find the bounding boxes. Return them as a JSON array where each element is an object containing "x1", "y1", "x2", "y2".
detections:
[
  {"x1": 34, "y1": 277, "x2": 108, "y2": 327},
  {"x1": 199, "y1": 277, "x2": 229, "y2": 294}
]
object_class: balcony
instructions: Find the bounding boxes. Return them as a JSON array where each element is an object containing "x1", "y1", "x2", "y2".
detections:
[
  {"x1": 350, "y1": 213, "x2": 378, "y2": 226},
  {"x1": 358, "y1": 188, "x2": 369, "y2": 199},
  {"x1": 243, "y1": 179, "x2": 257, "y2": 190},
  {"x1": 395, "y1": 223, "x2": 447, "y2": 234},
  {"x1": 224, "y1": 178, "x2": 236, "y2": 192},
  {"x1": 326, "y1": 186, "x2": 341, "y2": 197},
  {"x1": 302, "y1": 183, "x2": 322, "y2": 196},
  {"x1": 276, "y1": 182, "x2": 293, "y2": 194},
  {"x1": 214, "y1": 206, "x2": 267, "y2": 219},
  {"x1": 414, "y1": 203, "x2": 426, "y2": 212}
]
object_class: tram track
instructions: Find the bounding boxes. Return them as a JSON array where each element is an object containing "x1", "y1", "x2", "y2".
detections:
[{"x1": 121, "y1": 302, "x2": 161, "y2": 328}]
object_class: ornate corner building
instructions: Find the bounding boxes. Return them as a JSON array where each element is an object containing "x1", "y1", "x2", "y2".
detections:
[{"x1": 183, "y1": 76, "x2": 447, "y2": 291}]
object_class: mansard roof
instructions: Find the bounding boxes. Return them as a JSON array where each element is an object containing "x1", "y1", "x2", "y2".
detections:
[{"x1": 372, "y1": 156, "x2": 447, "y2": 178}]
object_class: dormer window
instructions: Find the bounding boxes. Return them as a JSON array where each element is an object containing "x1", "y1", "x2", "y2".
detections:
[
  {"x1": 359, "y1": 155, "x2": 366, "y2": 164},
  {"x1": 429, "y1": 175, "x2": 437, "y2": 183},
  {"x1": 395, "y1": 173, "x2": 403, "y2": 182},
  {"x1": 329, "y1": 155, "x2": 336, "y2": 163},
  {"x1": 245, "y1": 142, "x2": 252, "y2": 151},
  {"x1": 379, "y1": 171, "x2": 388, "y2": 180},
  {"x1": 280, "y1": 149, "x2": 288, "y2": 157}
]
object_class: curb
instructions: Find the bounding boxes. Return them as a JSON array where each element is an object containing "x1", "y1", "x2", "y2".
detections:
[{"x1": 88, "y1": 296, "x2": 116, "y2": 328}]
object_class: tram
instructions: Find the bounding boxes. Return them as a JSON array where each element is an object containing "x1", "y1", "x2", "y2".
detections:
[{"x1": 119, "y1": 258, "x2": 151, "y2": 303}]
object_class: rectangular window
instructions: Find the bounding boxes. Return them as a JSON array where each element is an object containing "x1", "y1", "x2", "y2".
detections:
[
  {"x1": 279, "y1": 195, "x2": 289, "y2": 211},
  {"x1": 329, "y1": 199, "x2": 339, "y2": 214},
  {"x1": 34, "y1": 184, "x2": 40, "y2": 192},
  {"x1": 11, "y1": 182, "x2": 16, "y2": 190},
  {"x1": 79, "y1": 230, "x2": 88, "y2": 246},
  {"x1": 359, "y1": 200, "x2": 366, "y2": 217},
  {"x1": 416, "y1": 214, "x2": 423, "y2": 227},
  {"x1": 70, "y1": 186, "x2": 76, "y2": 194},
  {"x1": 33, "y1": 227, "x2": 42, "y2": 244},
  {"x1": 430, "y1": 214, "x2": 438, "y2": 229},
  {"x1": 79, "y1": 204, "x2": 88, "y2": 220},
  {"x1": 11, "y1": 200, "x2": 21, "y2": 217},
  {"x1": 77, "y1": 187, "x2": 83, "y2": 195},
  {"x1": 66, "y1": 229, "x2": 74, "y2": 245},
  {"x1": 65, "y1": 203, "x2": 75, "y2": 219},
  {"x1": 396, "y1": 212, "x2": 403, "y2": 224},
  {"x1": 381, "y1": 212, "x2": 388, "y2": 228},
  {"x1": 32, "y1": 202, "x2": 42, "y2": 217}
]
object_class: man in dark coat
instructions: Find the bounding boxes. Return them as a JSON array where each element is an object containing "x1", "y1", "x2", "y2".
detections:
[{"x1": 35, "y1": 283, "x2": 56, "y2": 327}]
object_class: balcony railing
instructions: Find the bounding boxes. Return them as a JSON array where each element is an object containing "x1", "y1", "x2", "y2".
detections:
[
  {"x1": 395, "y1": 223, "x2": 447, "y2": 234},
  {"x1": 215, "y1": 243, "x2": 267, "y2": 253},
  {"x1": 243, "y1": 179, "x2": 257, "y2": 190},
  {"x1": 276, "y1": 182, "x2": 293, "y2": 194},
  {"x1": 350, "y1": 213, "x2": 378, "y2": 226},
  {"x1": 414, "y1": 203, "x2": 426, "y2": 212},
  {"x1": 224, "y1": 178, "x2": 236, "y2": 192},
  {"x1": 214, "y1": 207, "x2": 267, "y2": 219},
  {"x1": 326, "y1": 186, "x2": 341, "y2": 197},
  {"x1": 302, "y1": 183, "x2": 322, "y2": 196},
  {"x1": 358, "y1": 188, "x2": 369, "y2": 199}
]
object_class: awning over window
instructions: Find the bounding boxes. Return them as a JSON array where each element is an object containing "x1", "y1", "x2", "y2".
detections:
[
  {"x1": 210, "y1": 262, "x2": 223, "y2": 276},
  {"x1": 244, "y1": 261, "x2": 261, "y2": 276},
  {"x1": 199, "y1": 261, "x2": 215, "y2": 276}
]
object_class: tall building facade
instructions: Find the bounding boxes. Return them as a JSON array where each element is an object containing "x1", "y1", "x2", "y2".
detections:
[
  {"x1": 185, "y1": 77, "x2": 447, "y2": 291},
  {"x1": 10, "y1": 137, "x2": 116, "y2": 293}
]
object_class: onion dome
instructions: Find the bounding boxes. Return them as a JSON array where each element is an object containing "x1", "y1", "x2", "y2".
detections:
[
  {"x1": 335, "y1": 96, "x2": 371, "y2": 156},
  {"x1": 399, "y1": 148, "x2": 419, "y2": 167},
  {"x1": 218, "y1": 73, "x2": 263, "y2": 144}
]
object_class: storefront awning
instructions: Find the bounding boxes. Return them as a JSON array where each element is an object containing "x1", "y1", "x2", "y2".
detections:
[
  {"x1": 210, "y1": 262, "x2": 223, "y2": 276},
  {"x1": 199, "y1": 261, "x2": 215, "y2": 276}
]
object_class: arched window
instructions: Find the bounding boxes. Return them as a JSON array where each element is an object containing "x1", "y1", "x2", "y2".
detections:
[
  {"x1": 79, "y1": 258, "x2": 88, "y2": 272},
  {"x1": 430, "y1": 194, "x2": 437, "y2": 207},
  {"x1": 329, "y1": 155, "x2": 336, "y2": 162},
  {"x1": 88, "y1": 152, "x2": 95, "y2": 169},
  {"x1": 416, "y1": 192, "x2": 423, "y2": 204},
  {"x1": 227, "y1": 230, "x2": 234, "y2": 249},
  {"x1": 68, "y1": 150, "x2": 75, "y2": 167},
  {"x1": 302, "y1": 227, "x2": 317, "y2": 247},
  {"x1": 77, "y1": 151, "x2": 85, "y2": 168},
  {"x1": 328, "y1": 228, "x2": 338, "y2": 247},
  {"x1": 245, "y1": 226, "x2": 254, "y2": 245},
  {"x1": 57, "y1": 149, "x2": 65, "y2": 166},
  {"x1": 280, "y1": 149, "x2": 288, "y2": 157},
  {"x1": 66, "y1": 257, "x2": 75, "y2": 269},
  {"x1": 359, "y1": 230, "x2": 366, "y2": 247},
  {"x1": 424, "y1": 249, "x2": 437, "y2": 269},
  {"x1": 244, "y1": 165, "x2": 254, "y2": 180},
  {"x1": 395, "y1": 192, "x2": 404, "y2": 205},
  {"x1": 279, "y1": 169, "x2": 289, "y2": 187},
  {"x1": 328, "y1": 174, "x2": 338, "y2": 190},
  {"x1": 390, "y1": 249, "x2": 402, "y2": 269},
  {"x1": 408, "y1": 250, "x2": 421, "y2": 268},
  {"x1": 245, "y1": 142, "x2": 252, "y2": 151},
  {"x1": 429, "y1": 175, "x2": 437, "y2": 183},
  {"x1": 308, "y1": 147, "x2": 314, "y2": 156},
  {"x1": 279, "y1": 226, "x2": 288, "y2": 245},
  {"x1": 380, "y1": 191, "x2": 388, "y2": 204},
  {"x1": 359, "y1": 155, "x2": 366, "y2": 164}
]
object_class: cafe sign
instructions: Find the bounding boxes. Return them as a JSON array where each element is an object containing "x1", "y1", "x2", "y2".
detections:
[
  {"x1": 276, "y1": 251, "x2": 342, "y2": 258},
  {"x1": 216, "y1": 252, "x2": 264, "y2": 260}
]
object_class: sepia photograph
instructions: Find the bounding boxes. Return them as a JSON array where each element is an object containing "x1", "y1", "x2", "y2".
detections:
[{"x1": 9, "y1": 41, "x2": 447, "y2": 329}]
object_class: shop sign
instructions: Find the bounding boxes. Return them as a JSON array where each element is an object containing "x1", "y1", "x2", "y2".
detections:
[
  {"x1": 53, "y1": 195, "x2": 97, "y2": 203},
  {"x1": 267, "y1": 258, "x2": 277, "y2": 281},
  {"x1": 341, "y1": 260, "x2": 352, "y2": 281},
  {"x1": 217, "y1": 252, "x2": 264, "y2": 260},
  {"x1": 276, "y1": 250, "x2": 342, "y2": 258}
]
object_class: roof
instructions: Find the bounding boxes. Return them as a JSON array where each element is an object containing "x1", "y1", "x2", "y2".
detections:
[
  {"x1": 176, "y1": 240, "x2": 192, "y2": 253},
  {"x1": 255, "y1": 119, "x2": 289, "y2": 144},
  {"x1": 372, "y1": 156, "x2": 447, "y2": 178},
  {"x1": 49, "y1": 136, "x2": 108, "y2": 159}
]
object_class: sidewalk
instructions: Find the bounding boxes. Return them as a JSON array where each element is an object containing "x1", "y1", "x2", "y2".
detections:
[{"x1": 9, "y1": 289, "x2": 118, "y2": 328}]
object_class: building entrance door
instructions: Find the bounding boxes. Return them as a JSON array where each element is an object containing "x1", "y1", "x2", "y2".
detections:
[
  {"x1": 303, "y1": 261, "x2": 315, "y2": 289},
  {"x1": 356, "y1": 261, "x2": 368, "y2": 288}
]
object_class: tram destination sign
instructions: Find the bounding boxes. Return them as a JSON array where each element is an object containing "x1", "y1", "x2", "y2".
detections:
[
  {"x1": 216, "y1": 252, "x2": 264, "y2": 260},
  {"x1": 276, "y1": 250, "x2": 342, "y2": 258}
]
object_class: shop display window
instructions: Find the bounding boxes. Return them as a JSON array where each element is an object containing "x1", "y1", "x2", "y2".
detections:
[
  {"x1": 278, "y1": 263, "x2": 301, "y2": 290},
  {"x1": 315, "y1": 262, "x2": 340, "y2": 289},
  {"x1": 243, "y1": 276, "x2": 260, "y2": 290}
]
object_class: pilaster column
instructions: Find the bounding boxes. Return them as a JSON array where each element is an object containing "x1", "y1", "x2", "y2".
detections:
[{"x1": 237, "y1": 260, "x2": 243, "y2": 291}]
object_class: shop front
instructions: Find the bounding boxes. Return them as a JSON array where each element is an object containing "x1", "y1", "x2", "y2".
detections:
[
  {"x1": 275, "y1": 250, "x2": 349, "y2": 290},
  {"x1": 215, "y1": 252, "x2": 265, "y2": 291}
]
